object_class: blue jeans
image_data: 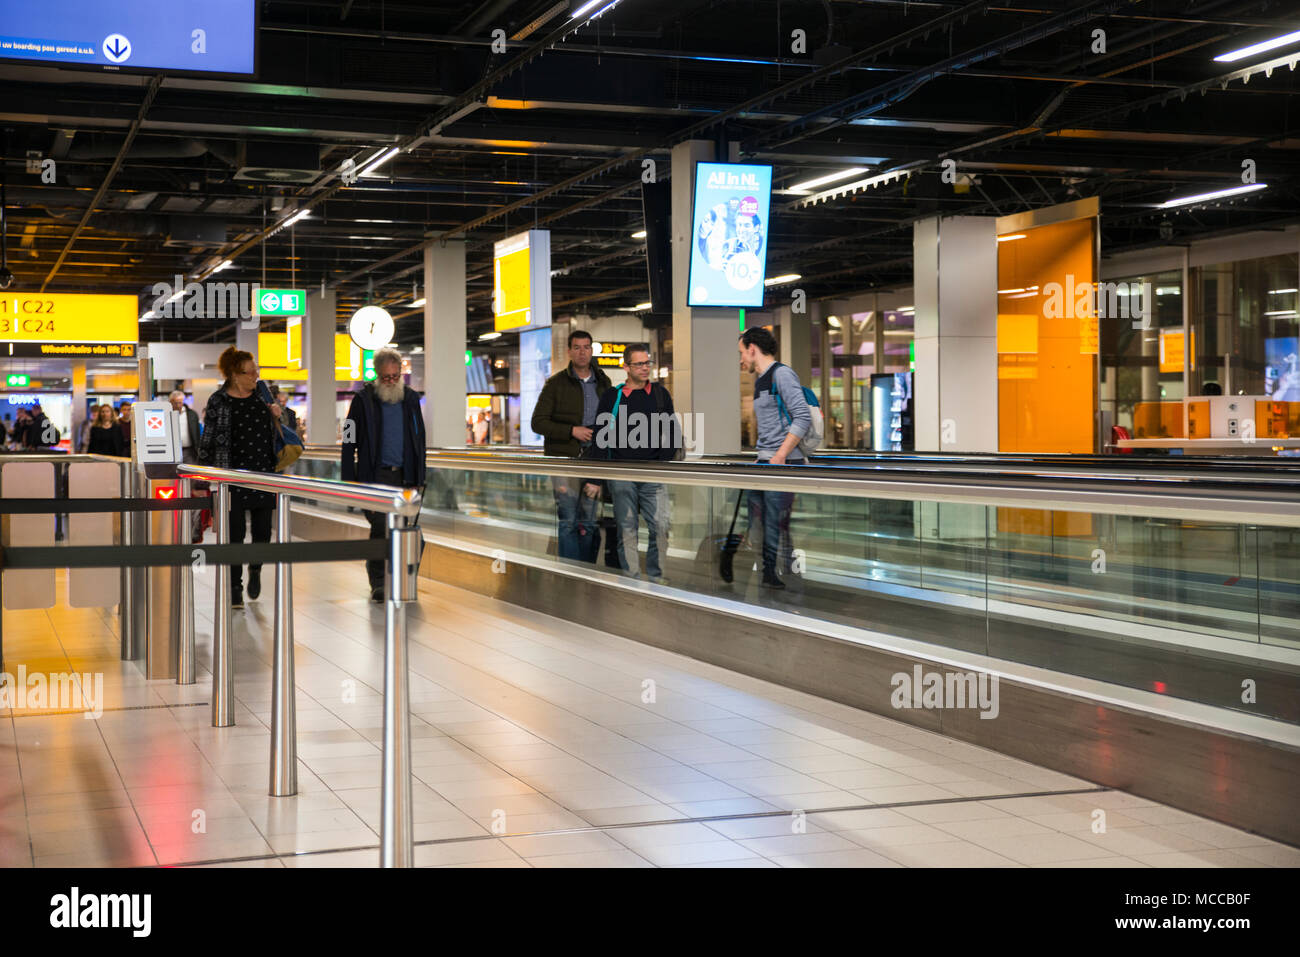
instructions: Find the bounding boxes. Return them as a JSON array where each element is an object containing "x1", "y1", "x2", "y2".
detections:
[
  {"x1": 553, "y1": 476, "x2": 600, "y2": 563},
  {"x1": 607, "y1": 480, "x2": 669, "y2": 579},
  {"x1": 747, "y1": 459, "x2": 800, "y2": 576}
]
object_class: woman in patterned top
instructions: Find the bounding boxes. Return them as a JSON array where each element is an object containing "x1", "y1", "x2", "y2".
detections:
[{"x1": 198, "y1": 346, "x2": 283, "y2": 608}]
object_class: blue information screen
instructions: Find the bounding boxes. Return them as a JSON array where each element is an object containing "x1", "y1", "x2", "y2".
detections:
[
  {"x1": 0, "y1": 0, "x2": 256, "y2": 75},
  {"x1": 687, "y1": 162, "x2": 773, "y2": 308}
]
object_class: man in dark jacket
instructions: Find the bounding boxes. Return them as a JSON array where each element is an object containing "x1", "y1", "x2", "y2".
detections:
[
  {"x1": 342, "y1": 348, "x2": 427, "y2": 602},
  {"x1": 530, "y1": 329, "x2": 612, "y2": 562},
  {"x1": 591, "y1": 344, "x2": 680, "y2": 581}
]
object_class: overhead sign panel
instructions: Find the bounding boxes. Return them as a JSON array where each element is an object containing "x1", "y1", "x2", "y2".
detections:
[
  {"x1": 254, "y1": 288, "x2": 306, "y2": 317},
  {"x1": 1, "y1": 293, "x2": 139, "y2": 356},
  {"x1": 493, "y1": 229, "x2": 552, "y2": 332},
  {"x1": 687, "y1": 162, "x2": 773, "y2": 308},
  {"x1": 0, "y1": 0, "x2": 258, "y2": 76}
]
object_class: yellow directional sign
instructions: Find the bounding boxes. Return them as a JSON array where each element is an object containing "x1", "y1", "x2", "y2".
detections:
[{"x1": 0, "y1": 293, "x2": 139, "y2": 344}]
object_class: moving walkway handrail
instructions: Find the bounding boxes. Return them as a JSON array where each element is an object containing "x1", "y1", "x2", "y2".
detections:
[
  {"x1": 404, "y1": 449, "x2": 1300, "y2": 529},
  {"x1": 177, "y1": 463, "x2": 423, "y2": 516}
]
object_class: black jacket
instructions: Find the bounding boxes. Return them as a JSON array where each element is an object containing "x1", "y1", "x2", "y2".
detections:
[
  {"x1": 530, "y1": 362, "x2": 613, "y2": 457},
  {"x1": 592, "y1": 382, "x2": 681, "y2": 462},
  {"x1": 342, "y1": 383, "x2": 427, "y2": 487}
]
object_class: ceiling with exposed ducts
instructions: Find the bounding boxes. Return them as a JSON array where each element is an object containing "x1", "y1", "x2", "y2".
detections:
[{"x1": 2, "y1": 0, "x2": 1298, "y2": 347}]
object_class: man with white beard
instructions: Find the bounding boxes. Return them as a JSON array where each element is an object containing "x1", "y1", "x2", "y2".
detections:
[{"x1": 342, "y1": 347, "x2": 427, "y2": 602}]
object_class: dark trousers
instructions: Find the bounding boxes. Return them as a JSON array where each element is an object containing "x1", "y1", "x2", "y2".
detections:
[
  {"x1": 365, "y1": 466, "x2": 408, "y2": 590},
  {"x1": 229, "y1": 505, "x2": 274, "y2": 593}
]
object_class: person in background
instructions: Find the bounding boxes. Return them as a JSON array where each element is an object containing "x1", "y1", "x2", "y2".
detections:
[
  {"x1": 198, "y1": 346, "x2": 282, "y2": 608},
  {"x1": 530, "y1": 329, "x2": 612, "y2": 563},
  {"x1": 738, "y1": 326, "x2": 811, "y2": 590},
  {"x1": 11, "y1": 408, "x2": 32, "y2": 449},
  {"x1": 76, "y1": 404, "x2": 100, "y2": 452},
  {"x1": 117, "y1": 402, "x2": 133, "y2": 448},
  {"x1": 269, "y1": 384, "x2": 300, "y2": 437},
  {"x1": 27, "y1": 403, "x2": 57, "y2": 448},
  {"x1": 591, "y1": 344, "x2": 680, "y2": 582},
  {"x1": 87, "y1": 404, "x2": 125, "y2": 456},
  {"x1": 341, "y1": 347, "x2": 427, "y2": 602},
  {"x1": 169, "y1": 390, "x2": 201, "y2": 464}
]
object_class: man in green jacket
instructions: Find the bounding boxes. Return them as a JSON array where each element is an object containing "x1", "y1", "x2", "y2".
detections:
[{"x1": 530, "y1": 329, "x2": 612, "y2": 562}]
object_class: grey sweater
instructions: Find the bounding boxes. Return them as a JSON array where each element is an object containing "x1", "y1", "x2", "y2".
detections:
[{"x1": 753, "y1": 362, "x2": 811, "y2": 460}]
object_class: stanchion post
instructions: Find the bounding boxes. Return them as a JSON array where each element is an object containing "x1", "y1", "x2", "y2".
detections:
[
  {"x1": 176, "y1": 476, "x2": 195, "y2": 685},
  {"x1": 211, "y1": 482, "x2": 234, "y2": 727},
  {"x1": 379, "y1": 512, "x2": 419, "y2": 868},
  {"x1": 119, "y1": 462, "x2": 136, "y2": 661},
  {"x1": 269, "y1": 491, "x2": 297, "y2": 796}
]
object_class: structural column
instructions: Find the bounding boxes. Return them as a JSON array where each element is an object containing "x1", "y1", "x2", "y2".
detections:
[
  {"x1": 423, "y1": 240, "x2": 467, "y2": 449},
  {"x1": 306, "y1": 289, "x2": 337, "y2": 445},
  {"x1": 912, "y1": 215, "x2": 998, "y2": 452},
  {"x1": 70, "y1": 360, "x2": 87, "y2": 450},
  {"x1": 671, "y1": 139, "x2": 740, "y2": 455}
]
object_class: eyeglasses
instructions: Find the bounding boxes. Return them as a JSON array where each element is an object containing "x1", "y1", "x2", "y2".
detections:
[
  {"x1": 627, "y1": 360, "x2": 653, "y2": 368},
  {"x1": 377, "y1": 372, "x2": 403, "y2": 383}
]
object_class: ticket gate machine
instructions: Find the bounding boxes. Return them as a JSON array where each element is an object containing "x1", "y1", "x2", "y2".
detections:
[{"x1": 129, "y1": 401, "x2": 194, "y2": 681}]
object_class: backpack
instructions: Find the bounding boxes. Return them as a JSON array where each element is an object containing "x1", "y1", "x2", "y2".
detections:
[{"x1": 768, "y1": 364, "x2": 823, "y2": 458}]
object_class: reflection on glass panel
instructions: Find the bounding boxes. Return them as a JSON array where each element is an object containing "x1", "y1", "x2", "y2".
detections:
[
  {"x1": 1099, "y1": 270, "x2": 1183, "y2": 438},
  {"x1": 290, "y1": 452, "x2": 1300, "y2": 725},
  {"x1": 1191, "y1": 252, "x2": 1299, "y2": 398}
]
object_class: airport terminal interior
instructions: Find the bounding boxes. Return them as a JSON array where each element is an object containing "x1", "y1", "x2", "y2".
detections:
[{"x1": 1, "y1": 0, "x2": 1299, "y2": 876}]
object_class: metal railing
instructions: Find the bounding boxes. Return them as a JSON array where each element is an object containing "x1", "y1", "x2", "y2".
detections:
[{"x1": 176, "y1": 464, "x2": 423, "y2": 868}]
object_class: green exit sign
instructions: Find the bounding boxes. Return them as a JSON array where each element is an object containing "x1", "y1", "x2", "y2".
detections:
[
  {"x1": 362, "y1": 350, "x2": 376, "y2": 381},
  {"x1": 6, "y1": 374, "x2": 30, "y2": 387},
  {"x1": 254, "y1": 288, "x2": 306, "y2": 316}
]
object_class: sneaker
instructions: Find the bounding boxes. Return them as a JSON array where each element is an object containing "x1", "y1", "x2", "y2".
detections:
[
  {"x1": 232, "y1": 589, "x2": 244, "y2": 609},
  {"x1": 761, "y1": 572, "x2": 786, "y2": 590},
  {"x1": 370, "y1": 586, "x2": 385, "y2": 603},
  {"x1": 248, "y1": 568, "x2": 261, "y2": 600}
]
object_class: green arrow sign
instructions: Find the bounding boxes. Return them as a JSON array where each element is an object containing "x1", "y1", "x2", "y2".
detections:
[
  {"x1": 6, "y1": 374, "x2": 30, "y2": 387},
  {"x1": 254, "y1": 288, "x2": 306, "y2": 316}
]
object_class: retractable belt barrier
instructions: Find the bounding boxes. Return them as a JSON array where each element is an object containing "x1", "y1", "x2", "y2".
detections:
[{"x1": 1, "y1": 455, "x2": 425, "y2": 870}]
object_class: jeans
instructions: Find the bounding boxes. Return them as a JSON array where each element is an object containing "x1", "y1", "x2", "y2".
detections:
[
  {"x1": 553, "y1": 475, "x2": 600, "y2": 563},
  {"x1": 607, "y1": 480, "x2": 669, "y2": 580},
  {"x1": 365, "y1": 466, "x2": 412, "y2": 590},
  {"x1": 747, "y1": 459, "x2": 800, "y2": 576},
  {"x1": 229, "y1": 504, "x2": 274, "y2": 593}
]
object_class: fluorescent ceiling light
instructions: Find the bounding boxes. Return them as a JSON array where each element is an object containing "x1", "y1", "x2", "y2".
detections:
[
  {"x1": 1158, "y1": 183, "x2": 1267, "y2": 208},
  {"x1": 1214, "y1": 30, "x2": 1300, "y2": 63},
  {"x1": 1156, "y1": 286, "x2": 1181, "y2": 295},
  {"x1": 998, "y1": 285, "x2": 1039, "y2": 295},
  {"x1": 634, "y1": 302, "x2": 652, "y2": 311},
  {"x1": 478, "y1": 331, "x2": 502, "y2": 341},
  {"x1": 787, "y1": 167, "x2": 868, "y2": 194},
  {"x1": 283, "y1": 209, "x2": 311, "y2": 227},
  {"x1": 409, "y1": 298, "x2": 426, "y2": 308},
  {"x1": 827, "y1": 315, "x2": 841, "y2": 328},
  {"x1": 996, "y1": 233, "x2": 1026, "y2": 242},
  {"x1": 897, "y1": 306, "x2": 915, "y2": 313},
  {"x1": 213, "y1": 259, "x2": 233, "y2": 273},
  {"x1": 1268, "y1": 288, "x2": 1298, "y2": 295},
  {"x1": 795, "y1": 168, "x2": 907, "y2": 205},
  {"x1": 764, "y1": 273, "x2": 801, "y2": 286},
  {"x1": 358, "y1": 146, "x2": 400, "y2": 178},
  {"x1": 1263, "y1": 310, "x2": 1298, "y2": 316},
  {"x1": 630, "y1": 229, "x2": 647, "y2": 239}
]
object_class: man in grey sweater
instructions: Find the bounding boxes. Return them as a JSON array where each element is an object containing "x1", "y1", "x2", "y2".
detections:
[{"x1": 738, "y1": 327, "x2": 811, "y2": 589}]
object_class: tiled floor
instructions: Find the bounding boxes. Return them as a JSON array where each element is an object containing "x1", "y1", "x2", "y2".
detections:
[{"x1": 1, "y1": 559, "x2": 1296, "y2": 869}]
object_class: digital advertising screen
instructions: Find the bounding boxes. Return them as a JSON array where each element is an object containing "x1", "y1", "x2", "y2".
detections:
[
  {"x1": 0, "y1": 0, "x2": 257, "y2": 76},
  {"x1": 688, "y1": 162, "x2": 773, "y2": 308},
  {"x1": 1265, "y1": 336, "x2": 1300, "y2": 401}
]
